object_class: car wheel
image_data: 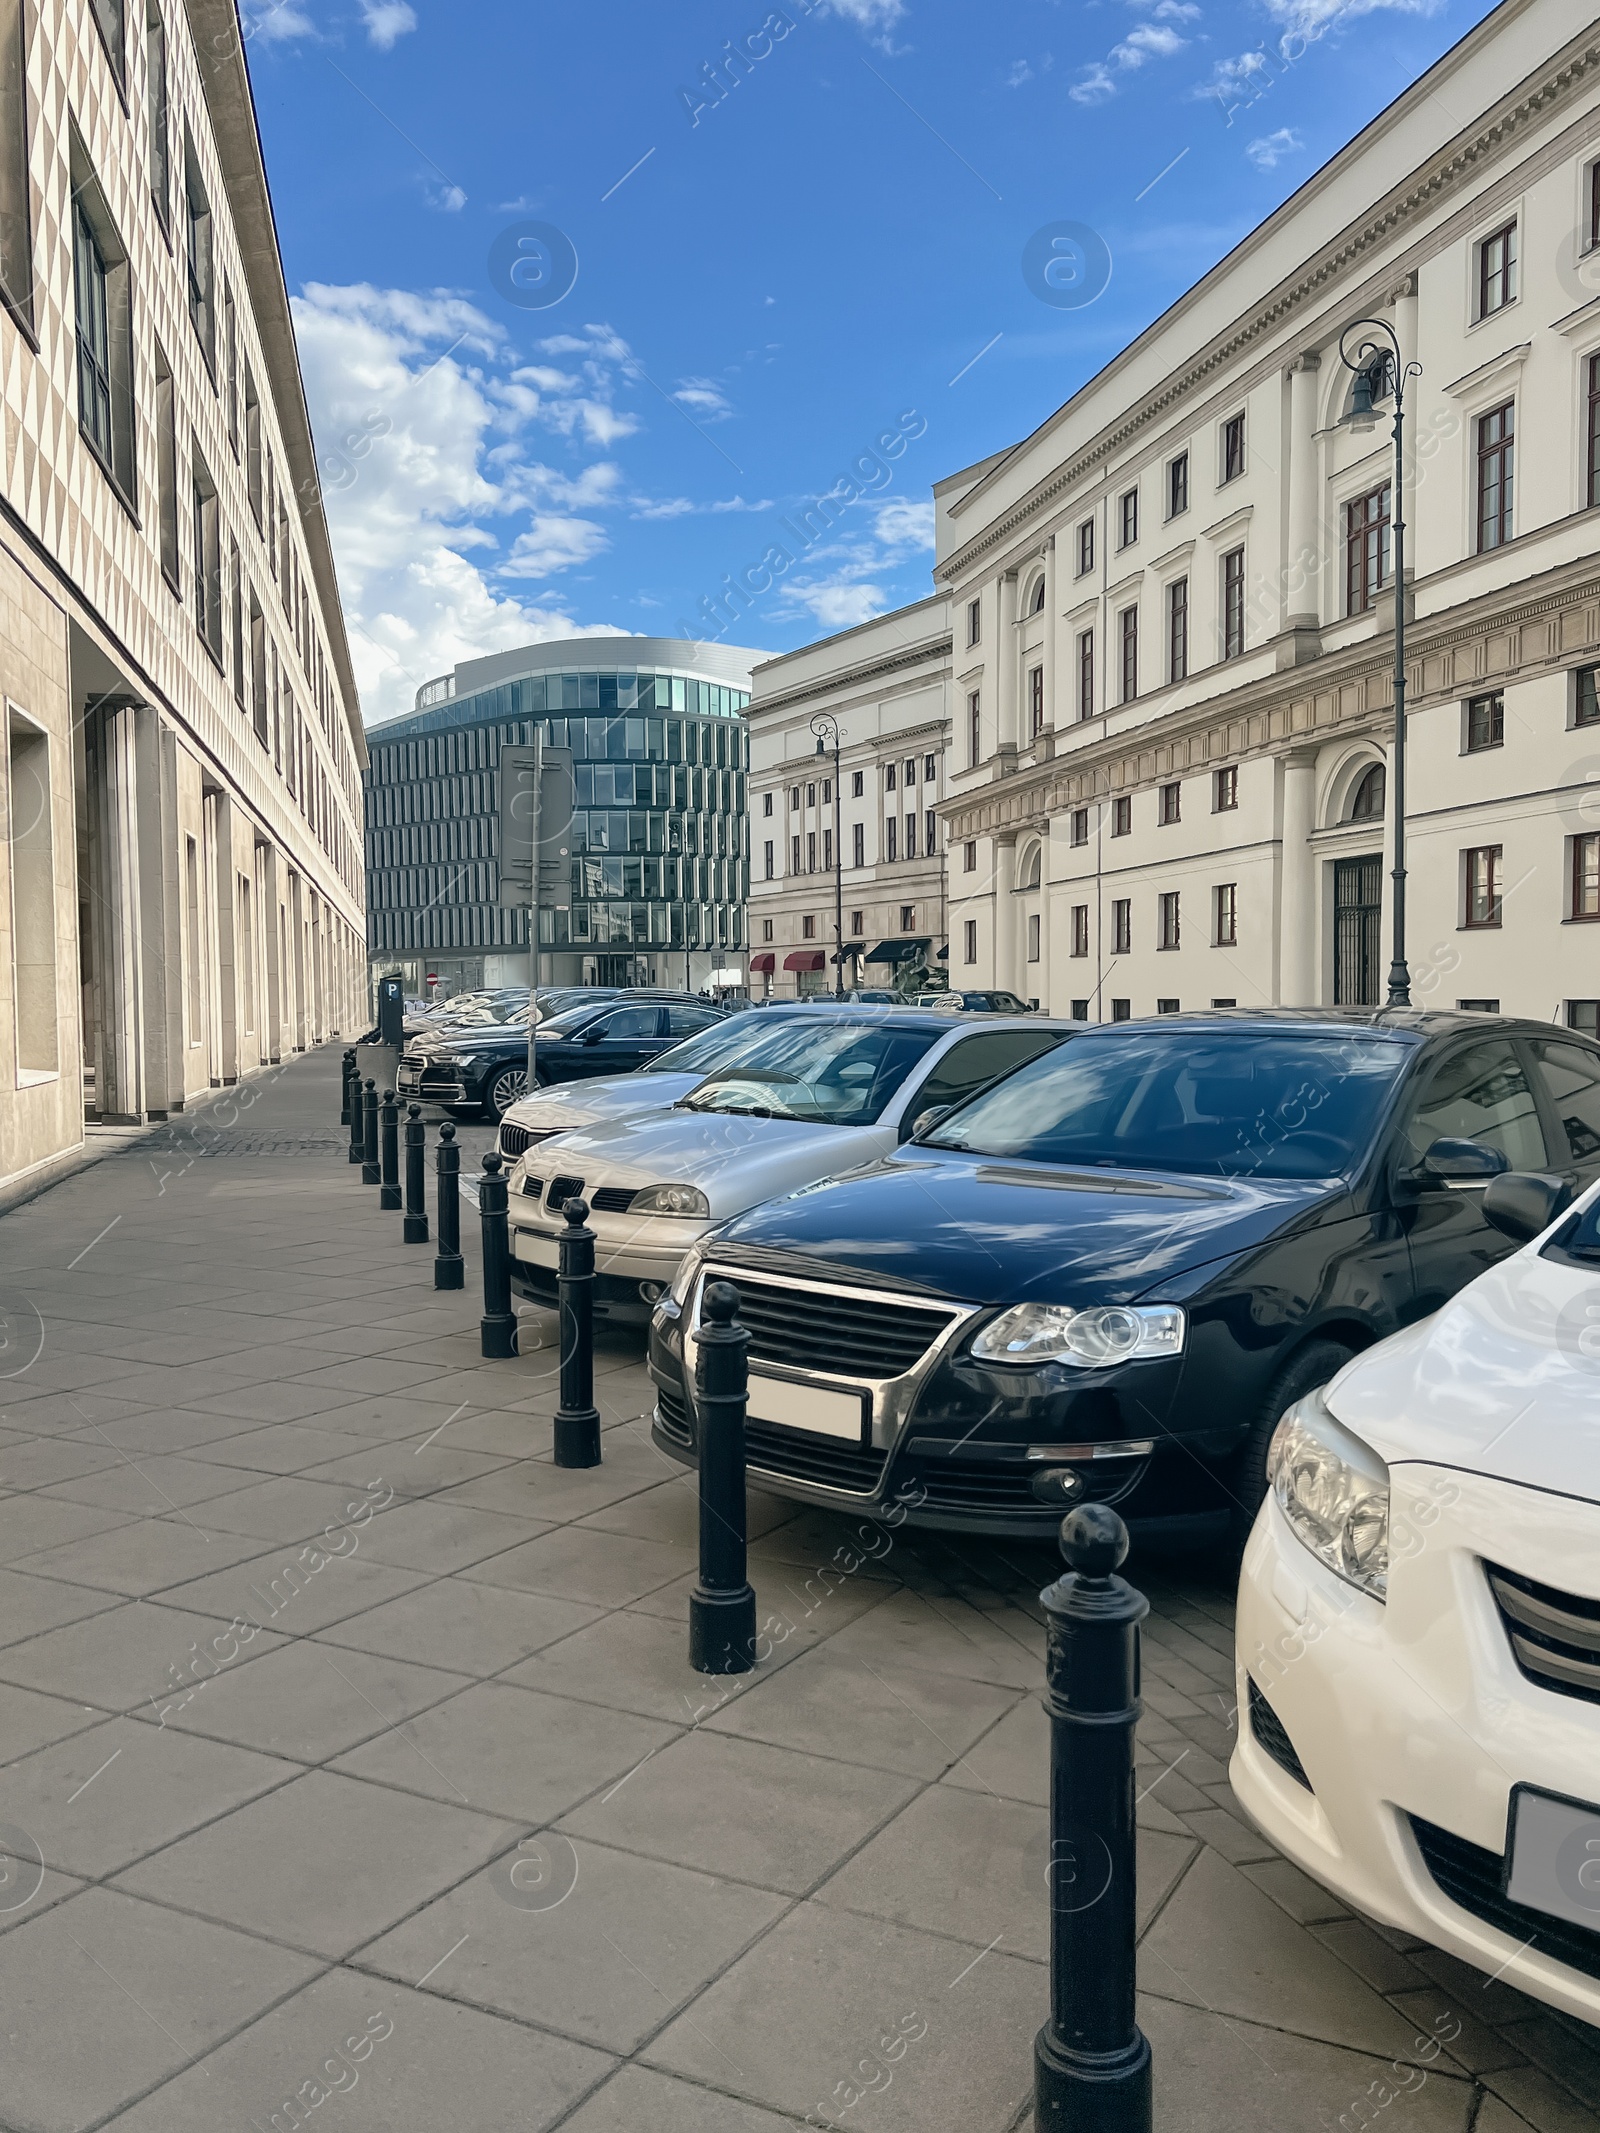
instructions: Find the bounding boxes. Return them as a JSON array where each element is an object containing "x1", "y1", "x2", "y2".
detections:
[
  {"x1": 1228, "y1": 1337, "x2": 1354, "y2": 1552},
  {"x1": 484, "y1": 1065, "x2": 528, "y2": 1121}
]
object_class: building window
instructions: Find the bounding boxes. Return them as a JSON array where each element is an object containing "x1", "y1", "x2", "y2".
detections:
[
  {"x1": 1167, "y1": 577, "x2": 1188, "y2": 683},
  {"x1": 806, "y1": 830, "x2": 816, "y2": 872},
  {"x1": 1476, "y1": 401, "x2": 1514, "y2": 551},
  {"x1": 71, "y1": 163, "x2": 136, "y2": 504},
  {"x1": 1077, "y1": 629, "x2": 1094, "y2": 721},
  {"x1": 1573, "y1": 832, "x2": 1600, "y2": 920},
  {"x1": 1591, "y1": 161, "x2": 1600, "y2": 251},
  {"x1": 90, "y1": 0, "x2": 126, "y2": 83},
  {"x1": 183, "y1": 125, "x2": 214, "y2": 369},
  {"x1": 822, "y1": 777, "x2": 833, "y2": 804},
  {"x1": 808, "y1": 778, "x2": 818, "y2": 803},
  {"x1": 74, "y1": 198, "x2": 114, "y2": 468},
  {"x1": 1111, "y1": 794, "x2": 1131, "y2": 837},
  {"x1": 1028, "y1": 574, "x2": 1046, "y2": 616},
  {"x1": 762, "y1": 791, "x2": 773, "y2": 817},
  {"x1": 0, "y1": 0, "x2": 32, "y2": 331},
  {"x1": 223, "y1": 282, "x2": 238, "y2": 453},
  {"x1": 967, "y1": 596, "x2": 981, "y2": 647},
  {"x1": 924, "y1": 753, "x2": 936, "y2": 781},
  {"x1": 1112, "y1": 899, "x2": 1131, "y2": 955},
  {"x1": 1222, "y1": 547, "x2": 1245, "y2": 660},
  {"x1": 1069, "y1": 808, "x2": 1088, "y2": 847},
  {"x1": 1111, "y1": 998, "x2": 1131, "y2": 1022},
  {"x1": 7, "y1": 712, "x2": 57, "y2": 1076},
  {"x1": 1071, "y1": 904, "x2": 1089, "y2": 957},
  {"x1": 1222, "y1": 412, "x2": 1246, "y2": 484},
  {"x1": 1119, "y1": 606, "x2": 1138, "y2": 703},
  {"x1": 1076, "y1": 520, "x2": 1094, "y2": 576},
  {"x1": 763, "y1": 839, "x2": 774, "y2": 880},
  {"x1": 1464, "y1": 844, "x2": 1502, "y2": 928},
  {"x1": 852, "y1": 822, "x2": 865, "y2": 868},
  {"x1": 802, "y1": 914, "x2": 815, "y2": 938},
  {"x1": 1168, "y1": 452, "x2": 1188, "y2": 519},
  {"x1": 1158, "y1": 891, "x2": 1180, "y2": 950},
  {"x1": 851, "y1": 769, "x2": 864, "y2": 797},
  {"x1": 1577, "y1": 666, "x2": 1600, "y2": 727},
  {"x1": 244, "y1": 360, "x2": 262, "y2": 528},
  {"x1": 1068, "y1": 998, "x2": 1088, "y2": 1020},
  {"x1": 1345, "y1": 484, "x2": 1391, "y2": 615},
  {"x1": 1348, "y1": 763, "x2": 1385, "y2": 821},
  {"x1": 963, "y1": 918, "x2": 977, "y2": 965},
  {"x1": 925, "y1": 809, "x2": 936, "y2": 855},
  {"x1": 1570, "y1": 1000, "x2": 1600, "y2": 1038},
  {"x1": 1029, "y1": 663, "x2": 1044, "y2": 738},
  {"x1": 1465, "y1": 692, "x2": 1504, "y2": 752},
  {"x1": 1157, "y1": 998, "x2": 1179, "y2": 1015},
  {"x1": 230, "y1": 541, "x2": 244, "y2": 705},
  {"x1": 968, "y1": 690, "x2": 981, "y2": 767},
  {"x1": 146, "y1": 2, "x2": 169, "y2": 227},
  {"x1": 884, "y1": 817, "x2": 896, "y2": 862},
  {"x1": 850, "y1": 911, "x2": 863, "y2": 934},
  {"x1": 1214, "y1": 765, "x2": 1237, "y2": 812},
  {"x1": 1214, "y1": 882, "x2": 1237, "y2": 946},
  {"x1": 790, "y1": 835, "x2": 801, "y2": 874},
  {"x1": 902, "y1": 758, "x2": 915, "y2": 788},
  {"x1": 1119, "y1": 487, "x2": 1138, "y2": 548},
  {"x1": 249, "y1": 588, "x2": 267, "y2": 746},
  {"x1": 153, "y1": 340, "x2": 179, "y2": 590},
  {"x1": 963, "y1": 840, "x2": 976, "y2": 871},
  {"x1": 1588, "y1": 353, "x2": 1600, "y2": 511},
  {"x1": 1159, "y1": 781, "x2": 1180, "y2": 826},
  {"x1": 1478, "y1": 220, "x2": 1517, "y2": 317},
  {"x1": 901, "y1": 904, "x2": 917, "y2": 931},
  {"x1": 192, "y1": 458, "x2": 221, "y2": 663},
  {"x1": 762, "y1": 918, "x2": 774, "y2": 942},
  {"x1": 1027, "y1": 912, "x2": 1040, "y2": 963},
  {"x1": 903, "y1": 814, "x2": 916, "y2": 860},
  {"x1": 789, "y1": 785, "x2": 800, "y2": 810}
]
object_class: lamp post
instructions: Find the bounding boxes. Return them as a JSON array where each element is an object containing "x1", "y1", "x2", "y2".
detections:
[
  {"x1": 1338, "y1": 318, "x2": 1420, "y2": 1009},
  {"x1": 811, "y1": 712, "x2": 845, "y2": 1000}
]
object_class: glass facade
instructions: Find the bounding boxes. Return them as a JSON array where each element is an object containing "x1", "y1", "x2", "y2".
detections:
[{"x1": 364, "y1": 661, "x2": 751, "y2": 989}]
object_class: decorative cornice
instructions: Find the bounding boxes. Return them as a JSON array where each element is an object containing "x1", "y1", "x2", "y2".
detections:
[{"x1": 746, "y1": 633, "x2": 952, "y2": 720}]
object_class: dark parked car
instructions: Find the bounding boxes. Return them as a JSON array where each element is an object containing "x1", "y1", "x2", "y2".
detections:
[
  {"x1": 399, "y1": 994, "x2": 730, "y2": 1119},
  {"x1": 648, "y1": 1010, "x2": 1600, "y2": 1544}
]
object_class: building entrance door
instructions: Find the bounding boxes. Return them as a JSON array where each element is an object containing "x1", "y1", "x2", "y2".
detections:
[{"x1": 1333, "y1": 855, "x2": 1383, "y2": 1007}]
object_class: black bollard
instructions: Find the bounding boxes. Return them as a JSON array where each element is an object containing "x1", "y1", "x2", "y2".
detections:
[
  {"x1": 403, "y1": 1105, "x2": 429, "y2": 1244},
  {"x1": 478, "y1": 1152, "x2": 518, "y2": 1359},
  {"x1": 433, "y1": 1123, "x2": 464, "y2": 1289},
  {"x1": 361, "y1": 1080, "x2": 380, "y2": 1185},
  {"x1": 379, "y1": 1092, "x2": 402, "y2": 1212},
  {"x1": 688, "y1": 1280, "x2": 757, "y2": 1675},
  {"x1": 1034, "y1": 1503, "x2": 1152, "y2": 2133},
  {"x1": 348, "y1": 1067, "x2": 365, "y2": 1165},
  {"x1": 553, "y1": 1198, "x2": 602, "y2": 1468},
  {"x1": 340, "y1": 1048, "x2": 356, "y2": 1127}
]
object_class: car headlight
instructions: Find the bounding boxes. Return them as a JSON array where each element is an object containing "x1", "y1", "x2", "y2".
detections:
[
  {"x1": 969, "y1": 1302, "x2": 1185, "y2": 1367},
  {"x1": 668, "y1": 1242, "x2": 707, "y2": 1304},
  {"x1": 1267, "y1": 1389, "x2": 1389, "y2": 1600},
  {"x1": 630, "y1": 1183, "x2": 711, "y2": 1217}
]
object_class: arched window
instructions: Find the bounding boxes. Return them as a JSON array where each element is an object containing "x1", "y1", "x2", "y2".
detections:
[
  {"x1": 1029, "y1": 575, "x2": 1046, "y2": 615},
  {"x1": 1347, "y1": 763, "x2": 1386, "y2": 822},
  {"x1": 1021, "y1": 843, "x2": 1042, "y2": 890}
]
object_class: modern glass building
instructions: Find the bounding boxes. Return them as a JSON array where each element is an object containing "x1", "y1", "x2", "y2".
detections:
[{"x1": 364, "y1": 637, "x2": 766, "y2": 994}]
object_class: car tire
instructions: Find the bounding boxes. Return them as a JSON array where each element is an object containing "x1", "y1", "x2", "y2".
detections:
[
  {"x1": 1228, "y1": 1337, "x2": 1354, "y2": 1552},
  {"x1": 484, "y1": 1065, "x2": 528, "y2": 1121}
]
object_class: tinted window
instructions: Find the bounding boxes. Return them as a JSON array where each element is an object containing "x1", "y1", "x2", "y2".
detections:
[
  {"x1": 1404, "y1": 1040, "x2": 1546, "y2": 1169},
  {"x1": 680, "y1": 1019, "x2": 940, "y2": 1126},
  {"x1": 665, "y1": 1005, "x2": 722, "y2": 1036},
  {"x1": 593, "y1": 1006, "x2": 663, "y2": 1040},
  {"x1": 912, "y1": 1029, "x2": 1066, "y2": 1114},
  {"x1": 928, "y1": 1030, "x2": 1411, "y2": 1180},
  {"x1": 539, "y1": 1002, "x2": 616, "y2": 1037},
  {"x1": 1529, "y1": 1039, "x2": 1600, "y2": 1162},
  {"x1": 644, "y1": 1012, "x2": 759, "y2": 1074}
]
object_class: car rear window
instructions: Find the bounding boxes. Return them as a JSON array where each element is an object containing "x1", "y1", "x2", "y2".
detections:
[
  {"x1": 926, "y1": 1029, "x2": 1412, "y2": 1179},
  {"x1": 679, "y1": 1019, "x2": 940, "y2": 1126}
]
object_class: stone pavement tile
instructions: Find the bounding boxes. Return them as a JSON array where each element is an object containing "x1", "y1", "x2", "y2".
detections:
[
  {"x1": 503, "y1": 1608, "x2": 765, "y2": 1726},
  {"x1": 0, "y1": 1350, "x2": 139, "y2": 1393},
  {"x1": 0, "y1": 1564, "x2": 121, "y2": 1648},
  {"x1": 1387, "y1": 1989, "x2": 1530, "y2": 2076},
  {"x1": 1143, "y1": 1678, "x2": 1204, "y2": 1721},
  {"x1": 643, "y1": 1901, "x2": 1039, "y2": 2131},
  {"x1": 0, "y1": 1436, "x2": 124, "y2": 1489},
  {"x1": 559, "y1": 2065, "x2": 798, "y2": 2133},
  {"x1": 1409, "y1": 1946, "x2": 1546, "y2": 2027},
  {"x1": 461, "y1": 1525, "x2": 693, "y2": 1609},
  {"x1": 0, "y1": 1883, "x2": 320, "y2": 2133},
  {"x1": 279, "y1": 1389, "x2": 469, "y2": 1439},
  {"x1": 0, "y1": 1679, "x2": 112, "y2": 1766},
  {"x1": 108, "y1": 1967, "x2": 612, "y2": 2133},
  {"x1": 0, "y1": 1388, "x2": 158, "y2": 1431},
  {"x1": 186, "y1": 1474, "x2": 392, "y2": 1543},
  {"x1": 813, "y1": 1780, "x2": 1196, "y2": 1959},
  {"x1": 941, "y1": 1692, "x2": 1047, "y2": 1805},
  {"x1": 360, "y1": 1496, "x2": 548, "y2": 1574},
  {"x1": 561, "y1": 1730, "x2": 921, "y2": 1897},
  {"x1": 317, "y1": 1575, "x2": 601, "y2": 1676},
  {"x1": 1138, "y1": 1990, "x2": 1476, "y2": 2133},
  {"x1": 6, "y1": 1713, "x2": 291, "y2": 1876},
  {"x1": 330, "y1": 1679, "x2": 671, "y2": 1821},
  {"x1": 161, "y1": 1543, "x2": 431, "y2": 1636},
  {"x1": 626, "y1": 1560, "x2": 891, "y2": 1641},
  {"x1": 1177, "y1": 1804, "x2": 1280, "y2": 1866},
  {"x1": 360, "y1": 1834, "x2": 788, "y2": 2053},
  {"x1": 1482, "y1": 2065, "x2": 1600, "y2": 2133},
  {"x1": 746, "y1": 1506, "x2": 909, "y2": 1578},
  {"x1": 1312, "y1": 1916, "x2": 1433, "y2": 1995},
  {"x1": 0, "y1": 1859, "x2": 87, "y2": 1938},
  {"x1": 815, "y1": 1587, "x2": 1042, "y2": 1690},
  {"x1": 1497, "y1": 2015, "x2": 1600, "y2": 2104},
  {"x1": 305, "y1": 1442, "x2": 518, "y2": 1499},
  {"x1": 439, "y1": 1438, "x2": 674, "y2": 1523},
  {"x1": 575, "y1": 1475, "x2": 795, "y2": 1548},
  {"x1": 0, "y1": 1494, "x2": 131, "y2": 1564},
  {"x1": 1475, "y1": 2100, "x2": 1544, "y2": 2133},
  {"x1": 184, "y1": 1418, "x2": 399, "y2": 1473},
  {"x1": 13, "y1": 1512, "x2": 276, "y2": 1597},
  {"x1": 291, "y1": 1355, "x2": 463, "y2": 1397},
  {"x1": 58, "y1": 1403, "x2": 254, "y2": 1455},
  {"x1": 39, "y1": 1447, "x2": 267, "y2": 1513},
  {"x1": 132, "y1": 1637, "x2": 474, "y2": 1762},
  {"x1": 113, "y1": 1767, "x2": 520, "y2": 1959},
  {"x1": 183, "y1": 1376, "x2": 371, "y2": 1424},
  {"x1": 0, "y1": 1597, "x2": 289, "y2": 1710},
  {"x1": 1240, "y1": 1856, "x2": 1352, "y2": 1926},
  {"x1": 1140, "y1": 1847, "x2": 1439, "y2": 2059},
  {"x1": 700, "y1": 1645, "x2": 1022, "y2": 1780}
]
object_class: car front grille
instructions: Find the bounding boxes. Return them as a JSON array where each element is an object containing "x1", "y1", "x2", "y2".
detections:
[
  {"x1": 745, "y1": 1420, "x2": 887, "y2": 1495},
  {"x1": 911, "y1": 1457, "x2": 1146, "y2": 1516},
  {"x1": 709, "y1": 1272, "x2": 959, "y2": 1380},
  {"x1": 499, "y1": 1122, "x2": 543, "y2": 1159},
  {"x1": 590, "y1": 1186, "x2": 638, "y2": 1215},
  {"x1": 1486, "y1": 1564, "x2": 1600, "y2": 1706},
  {"x1": 1248, "y1": 1678, "x2": 1312, "y2": 1791},
  {"x1": 655, "y1": 1381, "x2": 692, "y2": 1445},
  {"x1": 520, "y1": 1174, "x2": 543, "y2": 1198},
  {"x1": 1409, "y1": 1816, "x2": 1600, "y2": 1985},
  {"x1": 546, "y1": 1174, "x2": 584, "y2": 1211}
]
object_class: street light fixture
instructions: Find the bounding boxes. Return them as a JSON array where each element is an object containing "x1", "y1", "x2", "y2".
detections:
[
  {"x1": 1337, "y1": 317, "x2": 1421, "y2": 1008},
  {"x1": 811, "y1": 712, "x2": 845, "y2": 1000}
]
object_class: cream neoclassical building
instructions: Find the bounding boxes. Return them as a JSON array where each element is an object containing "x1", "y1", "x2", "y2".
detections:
[
  {"x1": 939, "y1": 0, "x2": 1600, "y2": 1037},
  {"x1": 0, "y1": 0, "x2": 365, "y2": 1201}
]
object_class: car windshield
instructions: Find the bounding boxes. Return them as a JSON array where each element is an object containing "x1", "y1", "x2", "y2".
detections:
[
  {"x1": 925, "y1": 1029, "x2": 1412, "y2": 1180},
  {"x1": 678, "y1": 1020, "x2": 940, "y2": 1126},
  {"x1": 536, "y1": 1002, "x2": 617, "y2": 1038},
  {"x1": 642, "y1": 1012, "x2": 762, "y2": 1074}
]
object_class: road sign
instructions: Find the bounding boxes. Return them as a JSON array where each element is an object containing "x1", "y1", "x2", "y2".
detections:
[{"x1": 497, "y1": 745, "x2": 575, "y2": 907}]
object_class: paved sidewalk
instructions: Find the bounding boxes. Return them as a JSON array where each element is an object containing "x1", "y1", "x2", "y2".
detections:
[{"x1": 0, "y1": 1047, "x2": 1593, "y2": 2133}]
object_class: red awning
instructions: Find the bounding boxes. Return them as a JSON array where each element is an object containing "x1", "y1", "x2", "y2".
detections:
[
  {"x1": 782, "y1": 950, "x2": 826, "y2": 972},
  {"x1": 749, "y1": 952, "x2": 776, "y2": 973}
]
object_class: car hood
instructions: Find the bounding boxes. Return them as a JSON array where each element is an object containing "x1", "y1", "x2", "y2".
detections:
[
  {"x1": 534, "y1": 1108, "x2": 892, "y2": 1216},
  {"x1": 500, "y1": 1073, "x2": 701, "y2": 1136},
  {"x1": 1327, "y1": 1244, "x2": 1600, "y2": 1504},
  {"x1": 707, "y1": 1149, "x2": 1341, "y2": 1305}
]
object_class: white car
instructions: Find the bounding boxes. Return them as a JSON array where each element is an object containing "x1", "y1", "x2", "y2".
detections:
[
  {"x1": 1231, "y1": 1169, "x2": 1600, "y2": 2025},
  {"x1": 504, "y1": 1011, "x2": 1071, "y2": 1322}
]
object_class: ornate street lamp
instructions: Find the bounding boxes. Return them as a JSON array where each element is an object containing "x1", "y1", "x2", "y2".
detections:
[
  {"x1": 1338, "y1": 318, "x2": 1421, "y2": 1008},
  {"x1": 812, "y1": 711, "x2": 845, "y2": 999}
]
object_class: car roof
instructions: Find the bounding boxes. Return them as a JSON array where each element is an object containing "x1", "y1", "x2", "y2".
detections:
[{"x1": 1065, "y1": 1007, "x2": 1593, "y2": 1046}]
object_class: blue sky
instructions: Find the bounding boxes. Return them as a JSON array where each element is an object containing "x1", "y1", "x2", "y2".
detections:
[{"x1": 241, "y1": 0, "x2": 1498, "y2": 722}]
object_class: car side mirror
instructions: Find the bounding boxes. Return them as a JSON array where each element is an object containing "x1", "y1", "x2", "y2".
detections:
[
  {"x1": 1482, "y1": 1171, "x2": 1575, "y2": 1243},
  {"x1": 907, "y1": 1103, "x2": 952, "y2": 1142},
  {"x1": 1420, "y1": 1136, "x2": 1510, "y2": 1185},
  {"x1": 578, "y1": 1026, "x2": 606, "y2": 1044}
]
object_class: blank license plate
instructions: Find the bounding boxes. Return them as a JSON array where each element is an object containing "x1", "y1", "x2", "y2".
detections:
[
  {"x1": 1505, "y1": 1786, "x2": 1600, "y2": 1935},
  {"x1": 510, "y1": 1231, "x2": 557, "y2": 1269},
  {"x1": 747, "y1": 1371, "x2": 867, "y2": 1445}
]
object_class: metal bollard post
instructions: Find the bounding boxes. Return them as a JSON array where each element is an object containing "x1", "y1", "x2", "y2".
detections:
[
  {"x1": 688, "y1": 1280, "x2": 757, "y2": 1675},
  {"x1": 340, "y1": 1048, "x2": 356, "y2": 1127},
  {"x1": 1033, "y1": 1503, "x2": 1152, "y2": 2133},
  {"x1": 379, "y1": 1092, "x2": 402, "y2": 1212},
  {"x1": 348, "y1": 1068, "x2": 365, "y2": 1165},
  {"x1": 433, "y1": 1123, "x2": 464, "y2": 1289},
  {"x1": 478, "y1": 1152, "x2": 518, "y2": 1359},
  {"x1": 553, "y1": 1198, "x2": 602, "y2": 1468},
  {"x1": 402, "y1": 1104, "x2": 429, "y2": 1244},
  {"x1": 361, "y1": 1080, "x2": 380, "y2": 1185}
]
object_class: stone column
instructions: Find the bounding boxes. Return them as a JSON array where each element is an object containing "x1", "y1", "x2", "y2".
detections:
[
  {"x1": 1285, "y1": 356, "x2": 1321, "y2": 634},
  {"x1": 993, "y1": 832, "x2": 1018, "y2": 991},
  {"x1": 998, "y1": 571, "x2": 1018, "y2": 752},
  {"x1": 209, "y1": 788, "x2": 239, "y2": 1084},
  {"x1": 1279, "y1": 748, "x2": 1319, "y2": 1005},
  {"x1": 1035, "y1": 818, "x2": 1054, "y2": 1009},
  {"x1": 1040, "y1": 538, "x2": 1057, "y2": 749}
]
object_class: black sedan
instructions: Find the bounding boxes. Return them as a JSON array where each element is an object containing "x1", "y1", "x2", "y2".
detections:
[
  {"x1": 648, "y1": 1010, "x2": 1600, "y2": 1546},
  {"x1": 399, "y1": 993, "x2": 730, "y2": 1119}
]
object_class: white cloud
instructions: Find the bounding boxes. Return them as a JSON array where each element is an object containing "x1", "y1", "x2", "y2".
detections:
[
  {"x1": 501, "y1": 517, "x2": 610, "y2": 578},
  {"x1": 780, "y1": 574, "x2": 891, "y2": 632},
  {"x1": 1069, "y1": 62, "x2": 1117, "y2": 103},
  {"x1": 1005, "y1": 59, "x2": 1032, "y2": 87},
  {"x1": 872, "y1": 498, "x2": 935, "y2": 553},
  {"x1": 630, "y1": 495, "x2": 772, "y2": 520},
  {"x1": 1111, "y1": 21, "x2": 1187, "y2": 64},
  {"x1": 242, "y1": 0, "x2": 315, "y2": 42},
  {"x1": 1192, "y1": 48, "x2": 1273, "y2": 102},
  {"x1": 360, "y1": 0, "x2": 416, "y2": 48},
  {"x1": 1247, "y1": 125, "x2": 1303, "y2": 168},
  {"x1": 673, "y1": 377, "x2": 734, "y2": 420},
  {"x1": 1263, "y1": 0, "x2": 1442, "y2": 39},
  {"x1": 817, "y1": 0, "x2": 907, "y2": 50}
]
